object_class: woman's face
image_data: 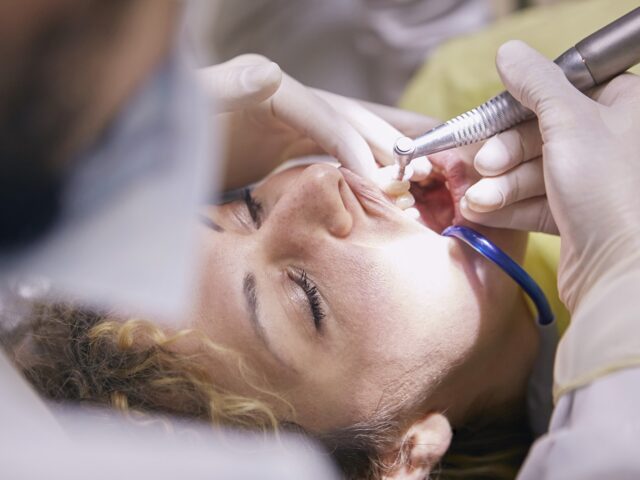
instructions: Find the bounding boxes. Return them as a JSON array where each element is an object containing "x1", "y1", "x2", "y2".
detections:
[{"x1": 189, "y1": 153, "x2": 533, "y2": 432}]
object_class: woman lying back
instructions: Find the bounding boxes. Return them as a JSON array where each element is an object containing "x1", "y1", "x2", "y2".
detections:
[{"x1": 2, "y1": 157, "x2": 543, "y2": 479}]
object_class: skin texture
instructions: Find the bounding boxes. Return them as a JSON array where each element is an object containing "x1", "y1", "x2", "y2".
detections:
[{"x1": 187, "y1": 155, "x2": 539, "y2": 435}]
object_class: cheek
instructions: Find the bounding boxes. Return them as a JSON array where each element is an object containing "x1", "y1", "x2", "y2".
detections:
[
  {"x1": 455, "y1": 228, "x2": 528, "y2": 322},
  {"x1": 188, "y1": 231, "x2": 247, "y2": 347},
  {"x1": 358, "y1": 235, "x2": 489, "y2": 365}
]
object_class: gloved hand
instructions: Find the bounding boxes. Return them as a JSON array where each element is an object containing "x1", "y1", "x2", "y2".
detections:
[
  {"x1": 460, "y1": 41, "x2": 640, "y2": 312},
  {"x1": 199, "y1": 54, "x2": 435, "y2": 191}
]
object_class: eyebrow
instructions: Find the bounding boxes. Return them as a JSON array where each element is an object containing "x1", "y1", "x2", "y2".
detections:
[
  {"x1": 242, "y1": 273, "x2": 295, "y2": 371},
  {"x1": 198, "y1": 214, "x2": 224, "y2": 232}
]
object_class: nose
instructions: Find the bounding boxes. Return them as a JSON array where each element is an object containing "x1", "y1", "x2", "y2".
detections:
[{"x1": 263, "y1": 164, "x2": 354, "y2": 255}]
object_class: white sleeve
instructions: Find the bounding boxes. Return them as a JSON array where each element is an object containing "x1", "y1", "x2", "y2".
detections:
[{"x1": 518, "y1": 367, "x2": 640, "y2": 480}]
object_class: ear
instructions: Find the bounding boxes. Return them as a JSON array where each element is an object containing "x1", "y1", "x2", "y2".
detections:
[{"x1": 382, "y1": 412, "x2": 452, "y2": 480}]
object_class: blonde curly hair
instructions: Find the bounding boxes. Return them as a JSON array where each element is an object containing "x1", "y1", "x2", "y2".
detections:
[{"x1": 1, "y1": 302, "x2": 532, "y2": 479}]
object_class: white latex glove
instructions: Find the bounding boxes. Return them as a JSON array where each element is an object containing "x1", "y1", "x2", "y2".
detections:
[
  {"x1": 199, "y1": 55, "x2": 433, "y2": 191},
  {"x1": 461, "y1": 41, "x2": 640, "y2": 312},
  {"x1": 198, "y1": 56, "x2": 281, "y2": 112}
]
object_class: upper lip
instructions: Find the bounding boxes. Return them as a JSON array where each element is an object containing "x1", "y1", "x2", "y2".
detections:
[
  {"x1": 339, "y1": 166, "x2": 443, "y2": 239},
  {"x1": 338, "y1": 167, "x2": 398, "y2": 218},
  {"x1": 339, "y1": 150, "x2": 476, "y2": 234}
]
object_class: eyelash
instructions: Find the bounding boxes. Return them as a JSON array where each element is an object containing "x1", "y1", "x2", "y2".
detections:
[
  {"x1": 243, "y1": 189, "x2": 323, "y2": 330},
  {"x1": 243, "y1": 188, "x2": 263, "y2": 228},
  {"x1": 291, "y1": 269, "x2": 326, "y2": 331}
]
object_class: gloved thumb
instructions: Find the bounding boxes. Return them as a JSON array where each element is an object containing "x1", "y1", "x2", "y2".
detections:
[
  {"x1": 199, "y1": 61, "x2": 282, "y2": 112},
  {"x1": 496, "y1": 41, "x2": 585, "y2": 125}
]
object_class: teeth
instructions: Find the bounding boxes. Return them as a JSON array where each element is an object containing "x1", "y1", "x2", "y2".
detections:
[
  {"x1": 418, "y1": 177, "x2": 436, "y2": 187},
  {"x1": 395, "y1": 192, "x2": 416, "y2": 210},
  {"x1": 373, "y1": 165, "x2": 412, "y2": 195},
  {"x1": 403, "y1": 206, "x2": 421, "y2": 220},
  {"x1": 409, "y1": 156, "x2": 432, "y2": 181}
]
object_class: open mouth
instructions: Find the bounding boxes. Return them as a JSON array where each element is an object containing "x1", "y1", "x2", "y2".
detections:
[
  {"x1": 339, "y1": 150, "x2": 473, "y2": 234},
  {"x1": 411, "y1": 173, "x2": 455, "y2": 233},
  {"x1": 410, "y1": 151, "x2": 472, "y2": 233}
]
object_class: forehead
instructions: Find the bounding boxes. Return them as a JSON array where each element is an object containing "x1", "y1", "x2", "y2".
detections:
[{"x1": 191, "y1": 219, "x2": 427, "y2": 422}]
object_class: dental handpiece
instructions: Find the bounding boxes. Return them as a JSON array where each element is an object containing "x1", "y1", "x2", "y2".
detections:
[{"x1": 394, "y1": 7, "x2": 640, "y2": 178}]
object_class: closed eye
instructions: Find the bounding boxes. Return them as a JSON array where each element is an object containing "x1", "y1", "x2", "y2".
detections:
[
  {"x1": 289, "y1": 269, "x2": 326, "y2": 331},
  {"x1": 243, "y1": 188, "x2": 264, "y2": 228}
]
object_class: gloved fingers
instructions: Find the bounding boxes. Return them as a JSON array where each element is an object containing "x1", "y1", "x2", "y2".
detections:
[
  {"x1": 474, "y1": 120, "x2": 542, "y2": 176},
  {"x1": 312, "y1": 89, "x2": 432, "y2": 171},
  {"x1": 409, "y1": 156, "x2": 432, "y2": 181},
  {"x1": 495, "y1": 41, "x2": 591, "y2": 127},
  {"x1": 464, "y1": 157, "x2": 544, "y2": 212},
  {"x1": 277, "y1": 137, "x2": 325, "y2": 160},
  {"x1": 460, "y1": 194, "x2": 558, "y2": 234},
  {"x1": 312, "y1": 89, "x2": 399, "y2": 166},
  {"x1": 348, "y1": 99, "x2": 441, "y2": 138},
  {"x1": 199, "y1": 61, "x2": 282, "y2": 112},
  {"x1": 270, "y1": 75, "x2": 377, "y2": 178},
  {"x1": 351, "y1": 100, "x2": 436, "y2": 180},
  {"x1": 220, "y1": 53, "x2": 272, "y2": 67},
  {"x1": 589, "y1": 73, "x2": 640, "y2": 107}
]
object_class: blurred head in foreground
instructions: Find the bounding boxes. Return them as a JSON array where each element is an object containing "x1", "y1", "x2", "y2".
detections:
[{"x1": 0, "y1": 0, "x2": 178, "y2": 248}]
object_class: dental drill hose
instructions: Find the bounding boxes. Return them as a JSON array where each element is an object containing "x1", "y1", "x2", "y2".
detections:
[
  {"x1": 394, "y1": 6, "x2": 640, "y2": 173},
  {"x1": 443, "y1": 226, "x2": 554, "y2": 326}
]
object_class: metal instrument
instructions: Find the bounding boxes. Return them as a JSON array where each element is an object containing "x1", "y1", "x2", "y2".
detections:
[{"x1": 394, "y1": 7, "x2": 640, "y2": 178}]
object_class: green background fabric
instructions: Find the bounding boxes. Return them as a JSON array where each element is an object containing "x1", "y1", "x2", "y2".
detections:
[{"x1": 400, "y1": 0, "x2": 640, "y2": 119}]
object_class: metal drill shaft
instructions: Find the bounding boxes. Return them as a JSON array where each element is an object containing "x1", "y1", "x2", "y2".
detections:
[
  {"x1": 393, "y1": 7, "x2": 640, "y2": 163},
  {"x1": 393, "y1": 136, "x2": 416, "y2": 181},
  {"x1": 412, "y1": 92, "x2": 533, "y2": 159}
]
